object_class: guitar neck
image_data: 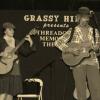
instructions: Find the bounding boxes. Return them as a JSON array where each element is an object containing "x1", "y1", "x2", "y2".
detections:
[
  {"x1": 12, "y1": 28, "x2": 37, "y2": 53},
  {"x1": 13, "y1": 37, "x2": 26, "y2": 53}
]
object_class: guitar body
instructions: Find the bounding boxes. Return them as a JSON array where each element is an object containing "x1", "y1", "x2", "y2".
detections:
[
  {"x1": 62, "y1": 43, "x2": 91, "y2": 67},
  {"x1": 0, "y1": 47, "x2": 17, "y2": 74},
  {"x1": 62, "y1": 51, "x2": 90, "y2": 66}
]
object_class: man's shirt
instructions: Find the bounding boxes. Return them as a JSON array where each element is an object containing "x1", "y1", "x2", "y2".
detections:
[{"x1": 55, "y1": 26, "x2": 100, "y2": 68}]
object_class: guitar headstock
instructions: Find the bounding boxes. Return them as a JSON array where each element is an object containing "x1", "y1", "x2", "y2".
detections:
[{"x1": 29, "y1": 28, "x2": 38, "y2": 36}]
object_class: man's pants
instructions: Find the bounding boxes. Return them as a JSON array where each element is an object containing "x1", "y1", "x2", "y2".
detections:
[{"x1": 72, "y1": 64, "x2": 100, "y2": 100}]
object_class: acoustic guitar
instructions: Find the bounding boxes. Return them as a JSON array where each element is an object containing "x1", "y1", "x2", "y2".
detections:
[
  {"x1": 62, "y1": 42, "x2": 97, "y2": 67},
  {"x1": 0, "y1": 28, "x2": 38, "y2": 74}
]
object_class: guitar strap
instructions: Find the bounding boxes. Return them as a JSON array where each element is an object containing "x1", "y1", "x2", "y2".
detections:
[
  {"x1": 67, "y1": 27, "x2": 75, "y2": 43},
  {"x1": 93, "y1": 28, "x2": 96, "y2": 43}
]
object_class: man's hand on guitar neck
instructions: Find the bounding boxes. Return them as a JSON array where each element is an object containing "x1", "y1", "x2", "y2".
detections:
[
  {"x1": 92, "y1": 45, "x2": 100, "y2": 56},
  {"x1": 93, "y1": 45, "x2": 99, "y2": 52}
]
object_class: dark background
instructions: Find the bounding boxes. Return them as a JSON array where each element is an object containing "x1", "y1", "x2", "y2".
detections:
[
  {"x1": 0, "y1": 0, "x2": 100, "y2": 11},
  {"x1": 0, "y1": 0, "x2": 100, "y2": 100}
]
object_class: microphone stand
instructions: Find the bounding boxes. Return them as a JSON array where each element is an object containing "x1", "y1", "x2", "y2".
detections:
[{"x1": 34, "y1": 59, "x2": 56, "y2": 77}]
